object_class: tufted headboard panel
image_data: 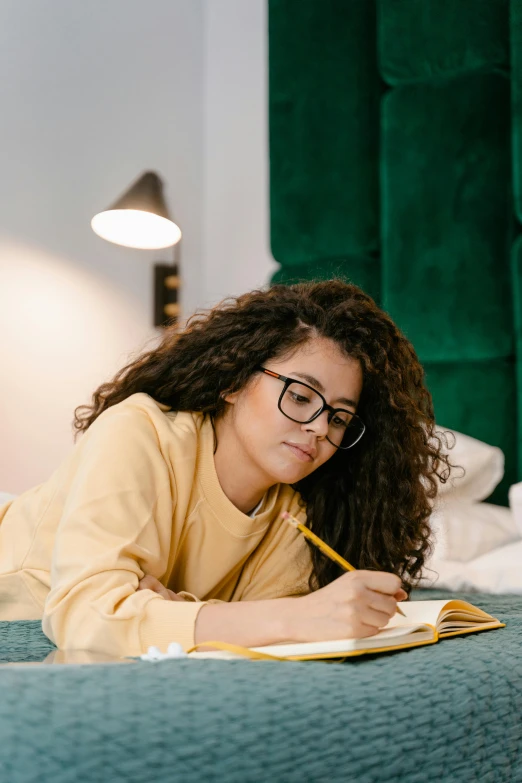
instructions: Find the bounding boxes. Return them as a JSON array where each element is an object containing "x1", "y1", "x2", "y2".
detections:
[{"x1": 268, "y1": 0, "x2": 522, "y2": 505}]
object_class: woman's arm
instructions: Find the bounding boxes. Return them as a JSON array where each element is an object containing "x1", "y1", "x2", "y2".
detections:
[
  {"x1": 138, "y1": 574, "x2": 298, "y2": 647},
  {"x1": 194, "y1": 596, "x2": 297, "y2": 648},
  {"x1": 42, "y1": 405, "x2": 208, "y2": 656},
  {"x1": 195, "y1": 570, "x2": 406, "y2": 648},
  {"x1": 138, "y1": 568, "x2": 406, "y2": 649}
]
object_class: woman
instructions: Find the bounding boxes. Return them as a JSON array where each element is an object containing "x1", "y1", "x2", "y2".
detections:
[{"x1": 0, "y1": 280, "x2": 450, "y2": 656}]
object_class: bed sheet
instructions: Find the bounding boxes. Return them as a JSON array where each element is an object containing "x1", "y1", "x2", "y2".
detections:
[{"x1": 0, "y1": 590, "x2": 521, "y2": 782}]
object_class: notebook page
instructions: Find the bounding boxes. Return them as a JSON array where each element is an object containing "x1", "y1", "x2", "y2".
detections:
[
  {"x1": 387, "y1": 600, "x2": 496, "y2": 633},
  {"x1": 383, "y1": 600, "x2": 451, "y2": 630},
  {"x1": 186, "y1": 625, "x2": 434, "y2": 659},
  {"x1": 437, "y1": 601, "x2": 495, "y2": 623},
  {"x1": 246, "y1": 623, "x2": 433, "y2": 658}
]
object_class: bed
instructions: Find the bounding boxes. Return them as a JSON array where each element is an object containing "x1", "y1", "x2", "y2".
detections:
[
  {"x1": 2, "y1": 4, "x2": 522, "y2": 779},
  {"x1": 1, "y1": 589, "x2": 521, "y2": 783}
]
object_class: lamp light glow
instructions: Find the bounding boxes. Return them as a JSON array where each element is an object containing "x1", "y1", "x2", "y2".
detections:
[
  {"x1": 91, "y1": 209, "x2": 181, "y2": 249},
  {"x1": 91, "y1": 171, "x2": 181, "y2": 249}
]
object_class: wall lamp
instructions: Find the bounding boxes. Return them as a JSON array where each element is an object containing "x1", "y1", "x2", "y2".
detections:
[{"x1": 91, "y1": 171, "x2": 181, "y2": 328}]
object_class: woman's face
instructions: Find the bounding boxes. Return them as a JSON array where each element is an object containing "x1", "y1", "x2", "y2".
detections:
[{"x1": 222, "y1": 336, "x2": 364, "y2": 487}]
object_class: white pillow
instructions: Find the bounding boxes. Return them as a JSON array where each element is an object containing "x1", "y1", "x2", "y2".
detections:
[
  {"x1": 433, "y1": 425, "x2": 504, "y2": 502},
  {"x1": 508, "y1": 481, "x2": 522, "y2": 536},
  {"x1": 429, "y1": 499, "x2": 520, "y2": 563},
  {"x1": 0, "y1": 492, "x2": 17, "y2": 505},
  {"x1": 421, "y1": 538, "x2": 522, "y2": 594}
]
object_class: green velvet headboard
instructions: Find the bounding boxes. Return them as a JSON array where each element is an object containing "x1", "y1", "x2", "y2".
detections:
[{"x1": 268, "y1": 0, "x2": 522, "y2": 505}]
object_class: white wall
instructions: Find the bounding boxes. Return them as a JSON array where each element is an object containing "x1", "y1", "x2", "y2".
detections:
[
  {"x1": 203, "y1": 0, "x2": 276, "y2": 307},
  {"x1": 0, "y1": 0, "x2": 273, "y2": 494},
  {"x1": 0, "y1": 0, "x2": 206, "y2": 493}
]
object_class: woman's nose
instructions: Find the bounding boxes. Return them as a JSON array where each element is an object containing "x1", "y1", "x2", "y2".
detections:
[{"x1": 302, "y1": 410, "x2": 329, "y2": 438}]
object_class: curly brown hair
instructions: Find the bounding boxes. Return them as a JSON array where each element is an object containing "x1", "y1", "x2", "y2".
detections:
[{"x1": 73, "y1": 279, "x2": 452, "y2": 594}]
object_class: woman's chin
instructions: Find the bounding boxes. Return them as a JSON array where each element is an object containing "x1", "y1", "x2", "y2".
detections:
[{"x1": 270, "y1": 464, "x2": 312, "y2": 486}]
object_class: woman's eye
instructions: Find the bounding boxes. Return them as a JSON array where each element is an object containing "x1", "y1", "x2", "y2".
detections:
[
  {"x1": 290, "y1": 392, "x2": 310, "y2": 404},
  {"x1": 331, "y1": 415, "x2": 348, "y2": 429}
]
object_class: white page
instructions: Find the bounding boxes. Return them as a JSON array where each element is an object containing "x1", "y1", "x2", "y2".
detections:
[
  {"x1": 387, "y1": 599, "x2": 495, "y2": 632},
  {"x1": 248, "y1": 624, "x2": 433, "y2": 658},
  {"x1": 384, "y1": 600, "x2": 451, "y2": 630}
]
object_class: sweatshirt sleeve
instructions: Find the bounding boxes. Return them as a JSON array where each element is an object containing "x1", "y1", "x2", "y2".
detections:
[{"x1": 42, "y1": 404, "x2": 207, "y2": 656}]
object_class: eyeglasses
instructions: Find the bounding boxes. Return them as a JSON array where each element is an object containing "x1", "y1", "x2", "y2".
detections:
[{"x1": 258, "y1": 367, "x2": 365, "y2": 450}]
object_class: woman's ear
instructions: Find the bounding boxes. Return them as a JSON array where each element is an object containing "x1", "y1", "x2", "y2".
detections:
[{"x1": 221, "y1": 389, "x2": 240, "y2": 405}]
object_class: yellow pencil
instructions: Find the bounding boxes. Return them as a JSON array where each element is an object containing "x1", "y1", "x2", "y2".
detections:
[{"x1": 282, "y1": 512, "x2": 406, "y2": 617}]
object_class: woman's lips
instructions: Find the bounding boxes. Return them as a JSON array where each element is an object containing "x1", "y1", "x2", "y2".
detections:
[{"x1": 283, "y1": 442, "x2": 314, "y2": 462}]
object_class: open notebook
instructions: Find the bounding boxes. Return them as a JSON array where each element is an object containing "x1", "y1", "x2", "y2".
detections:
[{"x1": 187, "y1": 599, "x2": 505, "y2": 661}]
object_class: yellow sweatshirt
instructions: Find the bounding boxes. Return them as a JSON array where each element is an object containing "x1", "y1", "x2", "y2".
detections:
[{"x1": 0, "y1": 393, "x2": 312, "y2": 655}]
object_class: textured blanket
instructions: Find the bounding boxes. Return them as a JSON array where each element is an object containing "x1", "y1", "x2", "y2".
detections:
[{"x1": 0, "y1": 590, "x2": 521, "y2": 783}]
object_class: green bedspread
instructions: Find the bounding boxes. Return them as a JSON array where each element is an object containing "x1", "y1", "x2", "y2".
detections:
[{"x1": 0, "y1": 590, "x2": 521, "y2": 782}]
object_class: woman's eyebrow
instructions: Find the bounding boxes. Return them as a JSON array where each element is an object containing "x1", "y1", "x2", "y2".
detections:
[{"x1": 291, "y1": 372, "x2": 357, "y2": 409}]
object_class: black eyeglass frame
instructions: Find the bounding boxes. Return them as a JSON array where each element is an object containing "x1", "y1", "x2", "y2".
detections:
[{"x1": 258, "y1": 366, "x2": 365, "y2": 450}]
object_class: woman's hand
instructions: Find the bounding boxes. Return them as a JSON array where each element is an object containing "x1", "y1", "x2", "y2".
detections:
[
  {"x1": 288, "y1": 570, "x2": 408, "y2": 642},
  {"x1": 137, "y1": 575, "x2": 186, "y2": 601}
]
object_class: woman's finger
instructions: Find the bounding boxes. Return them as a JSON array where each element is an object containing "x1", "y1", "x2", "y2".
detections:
[
  {"x1": 360, "y1": 606, "x2": 394, "y2": 630},
  {"x1": 137, "y1": 575, "x2": 157, "y2": 591},
  {"x1": 138, "y1": 575, "x2": 171, "y2": 600},
  {"x1": 166, "y1": 589, "x2": 185, "y2": 602},
  {"x1": 367, "y1": 591, "x2": 397, "y2": 619},
  {"x1": 138, "y1": 575, "x2": 188, "y2": 601}
]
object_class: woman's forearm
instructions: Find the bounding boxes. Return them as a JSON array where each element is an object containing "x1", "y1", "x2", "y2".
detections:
[{"x1": 194, "y1": 596, "x2": 300, "y2": 649}]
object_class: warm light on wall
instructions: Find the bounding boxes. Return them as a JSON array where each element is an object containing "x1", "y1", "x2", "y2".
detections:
[{"x1": 91, "y1": 171, "x2": 182, "y2": 327}]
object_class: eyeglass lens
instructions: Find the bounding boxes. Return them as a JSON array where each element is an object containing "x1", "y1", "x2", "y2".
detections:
[{"x1": 281, "y1": 382, "x2": 363, "y2": 448}]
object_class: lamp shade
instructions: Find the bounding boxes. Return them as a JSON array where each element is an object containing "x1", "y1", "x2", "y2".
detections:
[{"x1": 91, "y1": 171, "x2": 181, "y2": 249}]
